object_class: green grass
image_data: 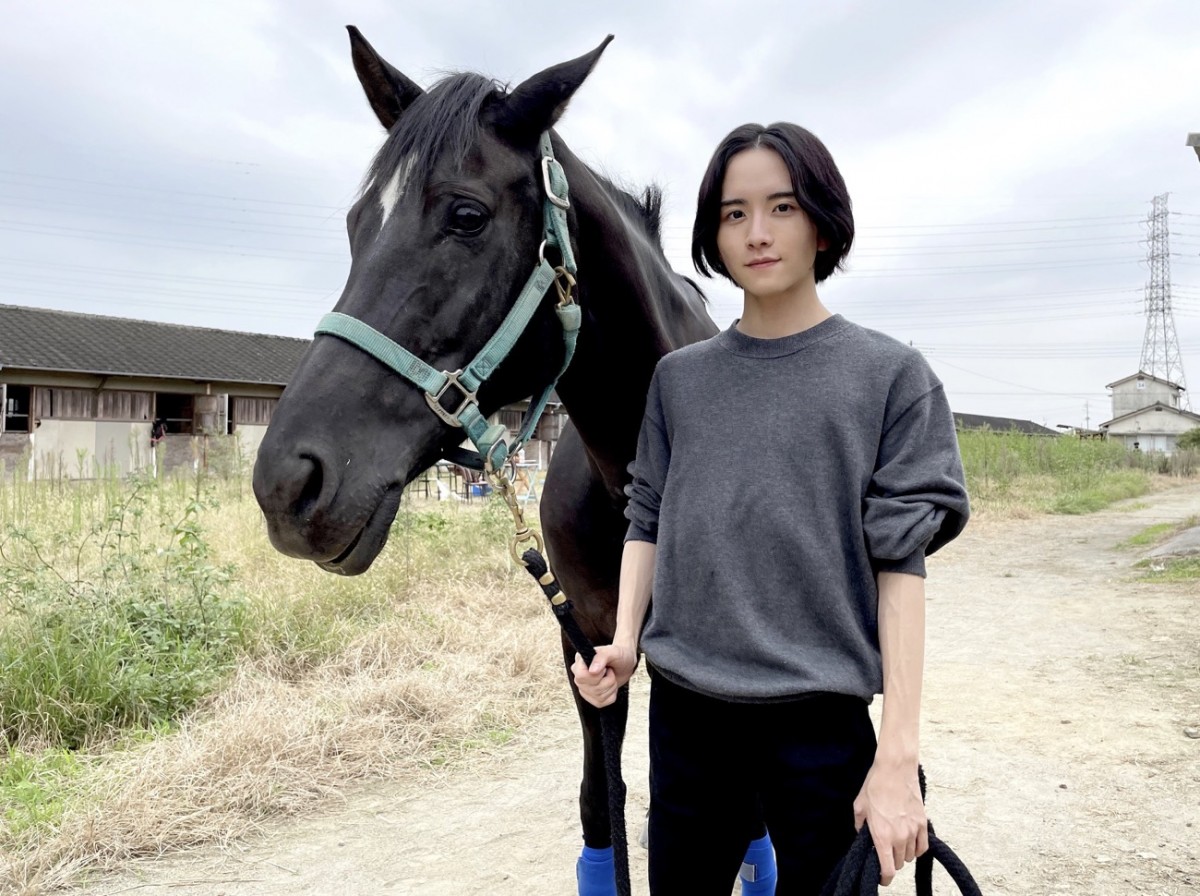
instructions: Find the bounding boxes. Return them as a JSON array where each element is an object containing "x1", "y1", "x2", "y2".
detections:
[
  {"x1": 1047, "y1": 471, "x2": 1150, "y2": 515},
  {"x1": 1119, "y1": 522, "x2": 1180, "y2": 549},
  {"x1": 954, "y1": 430, "x2": 1187, "y2": 516},
  {"x1": 1118, "y1": 515, "x2": 1200, "y2": 550},
  {"x1": 1139, "y1": 558, "x2": 1200, "y2": 582},
  {"x1": 0, "y1": 747, "x2": 84, "y2": 842}
]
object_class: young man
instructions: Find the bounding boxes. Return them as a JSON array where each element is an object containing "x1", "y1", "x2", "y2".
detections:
[{"x1": 573, "y1": 123, "x2": 970, "y2": 894}]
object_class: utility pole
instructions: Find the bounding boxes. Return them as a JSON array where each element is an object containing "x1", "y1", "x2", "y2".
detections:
[{"x1": 1139, "y1": 193, "x2": 1190, "y2": 408}]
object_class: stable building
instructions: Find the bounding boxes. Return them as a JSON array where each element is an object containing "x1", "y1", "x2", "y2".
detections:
[
  {"x1": 1, "y1": 304, "x2": 567, "y2": 480},
  {"x1": 0, "y1": 304, "x2": 307, "y2": 478}
]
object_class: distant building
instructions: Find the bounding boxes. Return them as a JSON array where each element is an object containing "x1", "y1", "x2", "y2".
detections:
[
  {"x1": 1099, "y1": 371, "x2": 1198, "y2": 453},
  {"x1": 0, "y1": 304, "x2": 565, "y2": 479},
  {"x1": 0, "y1": 304, "x2": 307, "y2": 479},
  {"x1": 1106, "y1": 372, "x2": 1184, "y2": 417},
  {"x1": 952, "y1": 412, "x2": 1058, "y2": 436}
]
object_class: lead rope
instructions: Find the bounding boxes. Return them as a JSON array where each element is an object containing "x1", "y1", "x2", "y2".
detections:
[
  {"x1": 819, "y1": 767, "x2": 983, "y2": 896},
  {"x1": 487, "y1": 465, "x2": 631, "y2": 896},
  {"x1": 519, "y1": 547, "x2": 631, "y2": 896}
]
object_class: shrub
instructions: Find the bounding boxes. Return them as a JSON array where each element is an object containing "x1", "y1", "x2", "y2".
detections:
[{"x1": 0, "y1": 477, "x2": 246, "y2": 750}]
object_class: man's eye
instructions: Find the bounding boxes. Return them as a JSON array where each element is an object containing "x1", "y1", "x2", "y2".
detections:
[{"x1": 449, "y1": 202, "x2": 489, "y2": 235}]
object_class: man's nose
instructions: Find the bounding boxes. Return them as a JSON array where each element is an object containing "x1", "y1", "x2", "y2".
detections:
[{"x1": 747, "y1": 211, "x2": 772, "y2": 246}]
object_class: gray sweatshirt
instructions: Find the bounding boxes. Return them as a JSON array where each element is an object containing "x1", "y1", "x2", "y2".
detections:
[{"x1": 624, "y1": 315, "x2": 970, "y2": 703}]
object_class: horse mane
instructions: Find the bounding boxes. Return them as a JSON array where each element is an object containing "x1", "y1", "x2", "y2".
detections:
[
  {"x1": 360, "y1": 71, "x2": 668, "y2": 254},
  {"x1": 608, "y1": 183, "x2": 664, "y2": 247}
]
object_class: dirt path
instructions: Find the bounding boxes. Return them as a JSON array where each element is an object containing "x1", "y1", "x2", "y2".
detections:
[{"x1": 71, "y1": 485, "x2": 1200, "y2": 895}]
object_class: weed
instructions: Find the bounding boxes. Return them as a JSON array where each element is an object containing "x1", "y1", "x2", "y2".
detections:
[
  {"x1": 1141, "y1": 558, "x2": 1200, "y2": 582},
  {"x1": 0, "y1": 747, "x2": 83, "y2": 847}
]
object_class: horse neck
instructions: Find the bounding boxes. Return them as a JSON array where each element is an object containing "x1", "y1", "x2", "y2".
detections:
[{"x1": 551, "y1": 145, "x2": 718, "y2": 500}]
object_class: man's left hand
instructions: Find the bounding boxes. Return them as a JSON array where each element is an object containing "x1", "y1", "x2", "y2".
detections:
[{"x1": 853, "y1": 760, "x2": 929, "y2": 886}]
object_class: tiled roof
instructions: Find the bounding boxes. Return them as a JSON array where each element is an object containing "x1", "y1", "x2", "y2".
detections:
[
  {"x1": 0, "y1": 304, "x2": 310, "y2": 386},
  {"x1": 953, "y1": 412, "x2": 1059, "y2": 436}
]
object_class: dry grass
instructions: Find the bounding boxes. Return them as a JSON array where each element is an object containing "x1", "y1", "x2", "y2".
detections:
[{"x1": 0, "y1": 488, "x2": 568, "y2": 895}]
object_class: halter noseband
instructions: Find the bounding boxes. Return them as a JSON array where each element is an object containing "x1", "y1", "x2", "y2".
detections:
[{"x1": 313, "y1": 133, "x2": 580, "y2": 473}]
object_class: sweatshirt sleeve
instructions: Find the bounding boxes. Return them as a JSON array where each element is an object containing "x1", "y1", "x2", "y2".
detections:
[
  {"x1": 863, "y1": 360, "x2": 970, "y2": 577},
  {"x1": 624, "y1": 367, "x2": 671, "y2": 544}
]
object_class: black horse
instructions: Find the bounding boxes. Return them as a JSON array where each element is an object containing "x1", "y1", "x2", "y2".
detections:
[{"x1": 253, "y1": 29, "x2": 746, "y2": 893}]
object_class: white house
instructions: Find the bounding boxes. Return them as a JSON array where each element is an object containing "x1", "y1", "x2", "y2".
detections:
[{"x1": 1099, "y1": 372, "x2": 1199, "y2": 453}]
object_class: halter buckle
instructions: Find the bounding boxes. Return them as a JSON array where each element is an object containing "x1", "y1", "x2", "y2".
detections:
[
  {"x1": 541, "y1": 156, "x2": 570, "y2": 210},
  {"x1": 424, "y1": 369, "x2": 478, "y2": 427}
]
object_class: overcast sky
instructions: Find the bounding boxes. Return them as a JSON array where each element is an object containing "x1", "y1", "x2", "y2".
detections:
[{"x1": 2, "y1": 0, "x2": 1199, "y2": 428}]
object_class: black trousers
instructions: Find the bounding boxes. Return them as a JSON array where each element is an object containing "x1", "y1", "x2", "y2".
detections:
[{"x1": 647, "y1": 671, "x2": 876, "y2": 895}]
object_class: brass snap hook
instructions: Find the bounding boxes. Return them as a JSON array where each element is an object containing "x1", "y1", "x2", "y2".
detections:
[{"x1": 553, "y1": 266, "x2": 577, "y2": 307}]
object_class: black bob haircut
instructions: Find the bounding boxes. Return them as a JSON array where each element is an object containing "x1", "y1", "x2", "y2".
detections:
[{"x1": 691, "y1": 122, "x2": 854, "y2": 285}]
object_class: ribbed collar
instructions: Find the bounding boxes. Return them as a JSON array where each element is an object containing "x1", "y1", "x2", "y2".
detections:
[{"x1": 715, "y1": 314, "x2": 849, "y2": 359}]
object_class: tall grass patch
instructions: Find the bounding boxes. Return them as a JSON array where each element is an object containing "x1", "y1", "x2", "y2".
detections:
[
  {"x1": 0, "y1": 473, "x2": 246, "y2": 751},
  {"x1": 956, "y1": 430, "x2": 1171, "y2": 516}
]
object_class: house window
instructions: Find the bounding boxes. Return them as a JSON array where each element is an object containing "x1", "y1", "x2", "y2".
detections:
[
  {"x1": 155, "y1": 393, "x2": 194, "y2": 435},
  {"x1": 33, "y1": 387, "x2": 97, "y2": 419},
  {"x1": 98, "y1": 390, "x2": 152, "y2": 421},
  {"x1": 2, "y1": 384, "x2": 31, "y2": 433},
  {"x1": 230, "y1": 397, "x2": 277, "y2": 427}
]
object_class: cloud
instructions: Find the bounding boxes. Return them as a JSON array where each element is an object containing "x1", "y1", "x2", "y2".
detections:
[{"x1": 1, "y1": 0, "x2": 1198, "y2": 425}]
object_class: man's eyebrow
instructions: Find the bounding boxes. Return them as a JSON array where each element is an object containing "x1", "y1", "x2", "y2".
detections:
[{"x1": 719, "y1": 191, "x2": 797, "y2": 208}]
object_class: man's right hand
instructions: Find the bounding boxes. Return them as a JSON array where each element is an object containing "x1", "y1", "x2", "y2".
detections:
[{"x1": 571, "y1": 644, "x2": 638, "y2": 708}]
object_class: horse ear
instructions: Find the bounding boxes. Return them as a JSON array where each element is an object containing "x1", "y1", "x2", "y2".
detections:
[
  {"x1": 346, "y1": 26, "x2": 424, "y2": 131},
  {"x1": 499, "y1": 35, "x2": 614, "y2": 141}
]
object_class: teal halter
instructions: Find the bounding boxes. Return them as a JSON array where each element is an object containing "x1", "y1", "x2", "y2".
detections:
[{"x1": 314, "y1": 133, "x2": 580, "y2": 473}]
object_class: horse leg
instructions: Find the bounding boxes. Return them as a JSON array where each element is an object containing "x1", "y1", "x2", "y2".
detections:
[
  {"x1": 541, "y1": 425, "x2": 629, "y2": 894},
  {"x1": 562, "y1": 636, "x2": 629, "y2": 895}
]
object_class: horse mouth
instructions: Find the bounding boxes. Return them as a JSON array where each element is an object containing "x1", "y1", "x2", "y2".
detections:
[{"x1": 318, "y1": 486, "x2": 403, "y2": 576}]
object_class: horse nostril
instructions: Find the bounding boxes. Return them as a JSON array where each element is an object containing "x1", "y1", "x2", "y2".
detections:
[{"x1": 295, "y1": 453, "x2": 326, "y2": 517}]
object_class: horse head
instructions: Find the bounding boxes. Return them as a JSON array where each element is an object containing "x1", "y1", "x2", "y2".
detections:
[{"x1": 253, "y1": 28, "x2": 611, "y2": 575}]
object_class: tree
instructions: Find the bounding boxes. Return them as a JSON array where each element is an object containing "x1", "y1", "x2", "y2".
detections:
[{"x1": 1179, "y1": 427, "x2": 1200, "y2": 451}]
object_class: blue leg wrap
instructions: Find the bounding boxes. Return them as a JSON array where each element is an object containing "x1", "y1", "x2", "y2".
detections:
[
  {"x1": 739, "y1": 833, "x2": 777, "y2": 895},
  {"x1": 576, "y1": 845, "x2": 616, "y2": 896}
]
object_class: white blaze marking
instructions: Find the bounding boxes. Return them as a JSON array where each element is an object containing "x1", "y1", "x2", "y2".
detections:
[{"x1": 379, "y1": 155, "x2": 415, "y2": 227}]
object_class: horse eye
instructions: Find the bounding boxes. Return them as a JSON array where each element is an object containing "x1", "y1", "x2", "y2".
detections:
[{"x1": 448, "y1": 201, "x2": 489, "y2": 236}]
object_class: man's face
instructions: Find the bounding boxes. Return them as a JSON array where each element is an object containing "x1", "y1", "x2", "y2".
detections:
[{"x1": 716, "y1": 147, "x2": 823, "y2": 302}]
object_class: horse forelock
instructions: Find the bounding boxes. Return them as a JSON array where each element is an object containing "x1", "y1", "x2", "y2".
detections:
[{"x1": 359, "y1": 72, "x2": 505, "y2": 205}]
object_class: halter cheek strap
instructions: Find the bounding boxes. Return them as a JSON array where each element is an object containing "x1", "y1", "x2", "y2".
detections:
[{"x1": 314, "y1": 132, "x2": 579, "y2": 472}]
